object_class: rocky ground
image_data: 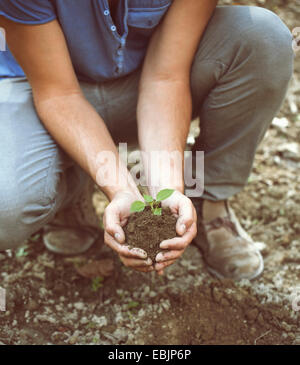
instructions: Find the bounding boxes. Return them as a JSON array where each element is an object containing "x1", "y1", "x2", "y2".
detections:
[{"x1": 0, "y1": 0, "x2": 299, "y2": 345}]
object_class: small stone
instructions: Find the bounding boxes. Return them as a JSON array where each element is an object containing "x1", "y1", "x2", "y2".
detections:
[
  {"x1": 288, "y1": 333, "x2": 295, "y2": 341},
  {"x1": 293, "y1": 337, "x2": 300, "y2": 345},
  {"x1": 35, "y1": 314, "x2": 56, "y2": 324},
  {"x1": 281, "y1": 322, "x2": 292, "y2": 332},
  {"x1": 74, "y1": 302, "x2": 85, "y2": 311},
  {"x1": 91, "y1": 315, "x2": 107, "y2": 327},
  {"x1": 80, "y1": 317, "x2": 89, "y2": 325},
  {"x1": 68, "y1": 336, "x2": 78, "y2": 345},
  {"x1": 149, "y1": 291, "x2": 157, "y2": 298},
  {"x1": 113, "y1": 328, "x2": 128, "y2": 342}
]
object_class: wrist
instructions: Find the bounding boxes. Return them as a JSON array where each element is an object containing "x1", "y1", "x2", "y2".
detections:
[{"x1": 102, "y1": 185, "x2": 141, "y2": 201}]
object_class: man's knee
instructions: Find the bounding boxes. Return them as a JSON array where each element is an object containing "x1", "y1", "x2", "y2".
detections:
[
  {"x1": 0, "y1": 182, "x2": 58, "y2": 251},
  {"x1": 240, "y1": 6, "x2": 294, "y2": 88}
]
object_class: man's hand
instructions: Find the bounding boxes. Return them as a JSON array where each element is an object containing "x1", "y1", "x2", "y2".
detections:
[
  {"x1": 154, "y1": 191, "x2": 197, "y2": 275},
  {"x1": 103, "y1": 190, "x2": 154, "y2": 273}
]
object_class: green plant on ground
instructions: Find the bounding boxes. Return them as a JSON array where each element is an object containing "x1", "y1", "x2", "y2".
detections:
[
  {"x1": 130, "y1": 189, "x2": 174, "y2": 216},
  {"x1": 91, "y1": 276, "x2": 104, "y2": 292},
  {"x1": 127, "y1": 300, "x2": 140, "y2": 310},
  {"x1": 15, "y1": 244, "x2": 29, "y2": 257}
]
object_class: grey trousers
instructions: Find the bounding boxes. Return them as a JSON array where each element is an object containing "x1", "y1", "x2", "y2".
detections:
[{"x1": 0, "y1": 6, "x2": 294, "y2": 250}]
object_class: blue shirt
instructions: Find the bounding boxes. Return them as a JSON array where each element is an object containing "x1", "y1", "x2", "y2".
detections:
[{"x1": 0, "y1": 0, "x2": 172, "y2": 82}]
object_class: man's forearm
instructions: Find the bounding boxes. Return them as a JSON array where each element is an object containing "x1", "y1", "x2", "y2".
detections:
[
  {"x1": 137, "y1": 78, "x2": 192, "y2": 196},
  {"x1": 35, "y1": 92, "x2": 140, "y2": 200}
]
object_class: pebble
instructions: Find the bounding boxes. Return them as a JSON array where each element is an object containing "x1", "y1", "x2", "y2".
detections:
[
  {"x1": 74, "y1": 302, "x2": 85, "y2": 311},
  {"x1": 149, "y1": 291, "x2": 157, "y2": 298},
  {"x1": 288, "y1": 333, "x2": 295, "y2": 341},
  {"x1": 91, "y1": 315, "x2": 107, "y2": 327},
  {"x1": 293, "y1": 337, "x2": 300, "y2": 345},
  {"x1": 281, "y1": 322, "x2": 292, "y2": 332},
  {"x1": 35, "y1": 314, "x2": 56, "y2": 324},
  {"x1": 113, "y1": 328, "x2": 128, "y2": 342},
  {"x1": 115, "y1": 312, "x2": 123, "y2": 323},
  {"x1": 68, "y1": 336, "x2": 78, "y2": 345},
  {"x1": 80, "y1": 316, "x2": 89, "y2": 325}
]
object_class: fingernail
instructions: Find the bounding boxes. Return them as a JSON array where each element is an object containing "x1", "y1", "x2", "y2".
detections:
[
  {"x1": 114, "y1": 233, "x2": 121, "y2": 242},
  {"x1": 181, "y1": 224, "x2": 186, "y2": 233},
  {"x1": 160, "y1": 241, "x2": 167, "y2": 249},
  {"x1": 156, "y1": 253, "x2": 164, "y2": 262},
  {"x1": 137, "y1": 249, "x2": 147, "y2": 258},
  {"x1": 146, "y1": 258, "x2": 152, "y2": 265}
]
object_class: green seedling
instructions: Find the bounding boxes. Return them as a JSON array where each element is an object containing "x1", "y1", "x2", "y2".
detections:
[
  {"x1": 91, "y1": 276, "x2": 104, "y2": 292},
  {"x1": 130, "y1": 189, "x2": 174, "y2": 216},
  {"x1": 127, "y1": 300, "x2": 140, "y2": 310},
  {"x1": 15, "y1": 244, "x2": 29, "y2": 257}
]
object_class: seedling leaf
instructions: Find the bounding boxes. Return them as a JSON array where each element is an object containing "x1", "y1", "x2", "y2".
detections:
[
  {"x1": 91, "y1": 276, "x2": 104, "y2": 292},
  {"x1": 130, "y1": 201, "x2": 146, "y2": 213},
  {"x1": 156, "y1": 189, "x2": 174, "y2": 202},
  {"x1": 143, "y1": 194, "x2": 154, "y2": 203}
]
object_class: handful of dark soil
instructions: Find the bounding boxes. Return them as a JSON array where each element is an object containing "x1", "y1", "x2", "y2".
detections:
[{"x1": 124, "y1": 206, "x2": 177, "y2": 262}]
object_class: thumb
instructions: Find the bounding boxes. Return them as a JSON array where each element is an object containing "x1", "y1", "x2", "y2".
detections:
[
  {"x1": 104, "y1": 205, "x2": 125, "y2": 243},
  {"x1": 176, "y1": 198, "x2": 194, "y2": 236}
]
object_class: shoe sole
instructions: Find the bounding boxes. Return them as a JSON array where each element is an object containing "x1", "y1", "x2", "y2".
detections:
[
  {"x1": 43, "y1": 227, "x2": 99, "y2": 255},
  {"x1": 206, "y1": 252, "x2": 264, "y2": 281},
  {"x1": 193, "y1": 206, "x2": 265, "y2": 281}
]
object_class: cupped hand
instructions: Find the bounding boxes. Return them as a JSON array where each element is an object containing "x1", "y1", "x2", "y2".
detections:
[
  {"x1": 154, "y1": 190, "x2": 197, "y2": 275},
  {"x1": 103, "y1": 190, "x2": 154, "y2": 273}
]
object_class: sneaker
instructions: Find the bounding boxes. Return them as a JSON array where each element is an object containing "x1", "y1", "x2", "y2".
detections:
[
  {"x1": 43, "y1": 178, "x2": 101, "y2": 255},
  {"x1": 192, "y1": 199, "x2": 264, "y2": 280}
]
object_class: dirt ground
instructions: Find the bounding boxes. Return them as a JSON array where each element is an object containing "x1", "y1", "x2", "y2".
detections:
[{"x1": 0, "y1": 0, "x2": 299, "y2": 345}]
